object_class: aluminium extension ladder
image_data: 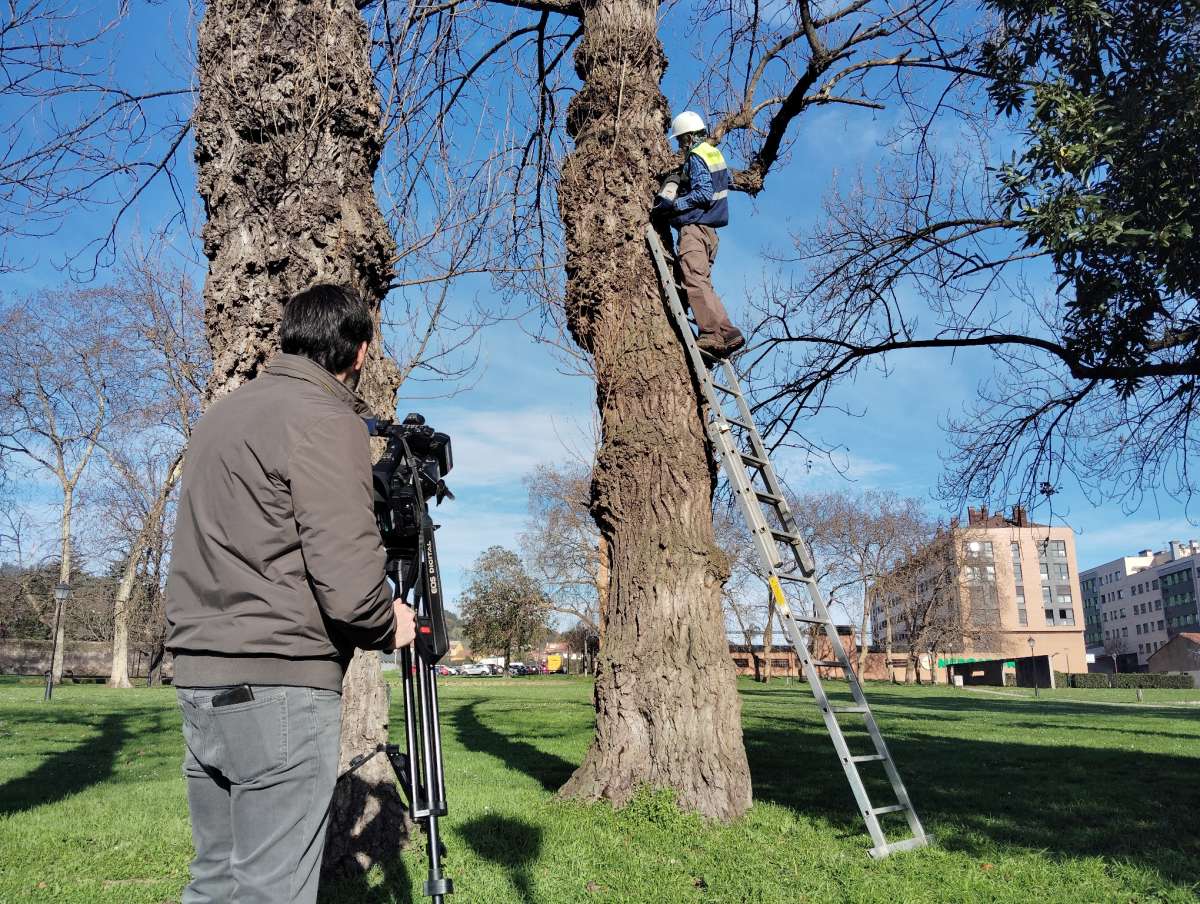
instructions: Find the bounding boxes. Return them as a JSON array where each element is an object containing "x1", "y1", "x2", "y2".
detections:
[{"x1": 645, "y1": 225, "x2": 929, "y2": 858}]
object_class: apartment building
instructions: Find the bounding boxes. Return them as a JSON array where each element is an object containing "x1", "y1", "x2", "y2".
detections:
[
  {"x1": 870, "y1": 505, "x2": 1087, "y2": 673},
  {"x1": 1080, "y1": 539, "x2": 1200, "y2": 667}
]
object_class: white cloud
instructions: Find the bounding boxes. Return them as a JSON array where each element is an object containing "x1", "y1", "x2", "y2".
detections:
[
  {"x1": 432, "y1": 406, "x2": 594, "y2": 489},
  {"x1": 1073, "y1": 517, "x2": 1200, "y2": 569}
]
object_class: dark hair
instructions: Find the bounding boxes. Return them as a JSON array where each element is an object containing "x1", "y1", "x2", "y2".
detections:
[{"x1": 280, "y1": 284, "x2": 373, "y2": 374}]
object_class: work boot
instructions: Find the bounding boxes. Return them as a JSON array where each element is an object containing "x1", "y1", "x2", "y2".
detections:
[
  {"x1": 721, "y1": 330, "x2": 746, "y2": 357},
  {"x1": 696, "y1": 332, "x2": 726, "y2": 357}
]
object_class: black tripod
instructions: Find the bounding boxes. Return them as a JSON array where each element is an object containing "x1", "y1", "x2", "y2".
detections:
[
  {"x1": 358, "y1": 414, "x2": 456, "y2": 900},
  {"x1": 386, "y1": 529, "x2": 453, "y2": 901}
]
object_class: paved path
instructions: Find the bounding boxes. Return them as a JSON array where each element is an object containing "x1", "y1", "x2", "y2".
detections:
[{"x1": 963, "y1": 686, "x2": 1200, "y2": 710}]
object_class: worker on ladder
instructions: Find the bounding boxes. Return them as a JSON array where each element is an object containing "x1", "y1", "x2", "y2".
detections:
[{"x1": 652, "y1": 110, "x2": 745, "y2": 359}]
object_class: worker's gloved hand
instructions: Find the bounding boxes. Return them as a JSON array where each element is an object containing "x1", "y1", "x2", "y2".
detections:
[{"x1": 650, "y1": 194, "x2": 674, "y2": 219}]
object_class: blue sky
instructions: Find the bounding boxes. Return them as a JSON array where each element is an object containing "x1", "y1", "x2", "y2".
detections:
[{"x1": 2, "y1": 2, "x2": 1195, "y2": 612}]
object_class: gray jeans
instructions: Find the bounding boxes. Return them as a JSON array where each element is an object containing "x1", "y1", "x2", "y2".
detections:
[{"x1": 177, "y1": 685, "x2": 342, "y2": 904}]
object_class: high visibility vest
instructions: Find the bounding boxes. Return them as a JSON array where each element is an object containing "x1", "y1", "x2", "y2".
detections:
[{"x1": 671, "y1": 141, "x2": 730, "y2": 229}]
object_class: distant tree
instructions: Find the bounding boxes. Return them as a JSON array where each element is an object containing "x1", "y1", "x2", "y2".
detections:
[
  {"x1": 520, "y1": 462, "x2": 602, "y2": 634},
  {"x1": 798, "y1": 490, "x2": 931, "y2": 676},
  {"x1": 1103, "y1": 634, "x2": 1129, "y2": 674},
  {"x1": 459, "y1": 547, "x2": 550, "y2": 672},
  {"x1": 874, "y1": 522, "x2": 1004, "y2": 684},
  {"x1": 96, "y1": 252, "x2": 207, "y2": 688},
  {"x1": 0, "y1": 290, "x2": 129, "y2": 685}
]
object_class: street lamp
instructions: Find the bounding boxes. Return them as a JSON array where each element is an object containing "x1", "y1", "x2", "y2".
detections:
[
  {"x1": 44, "y1": 582, "x2": 70, "y2": 702},
  {"x1": 1027, "y1": 636, "x2": 1038, "y2": 698}
]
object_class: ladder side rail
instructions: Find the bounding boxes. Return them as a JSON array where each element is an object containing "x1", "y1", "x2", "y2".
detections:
[
  {"x1": 797, "y1": 558, "x2": 929, "y2": 847},
  {"x1": 859, "y1": 705, "x2": 928, "y2": 845},
  {"x1": 777, "y1": 609, "x2": 890, "y2": 852},
  {"x1": 708, "y1": 423, "x2": 785, "y2": 574}
]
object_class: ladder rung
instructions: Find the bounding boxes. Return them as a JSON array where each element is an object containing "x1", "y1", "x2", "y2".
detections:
[
  {"x1": 871, "y1": 804, "x2": 909, "y2": 816},
  {"x1": 770, "y1": 529, "x2": 801, "y2": 544},
  {"x1": 710, "y1": 382, "x2": 739, "y2": 396},
  {"x1": 869, "y1": 835, "x2": 929, "y2": 859},
  {"x1": 830, "y1": 705, "x2": 868, "y2": 714},
  {"x1": 740, "y1": 451, "x2": 768, "y2": 468},
  {"x1": 776, "y1": 570, "x2": 815, "y2": 582},
  {"x1": 811, "y1": 659, "x2": 845, "y2": 668},
  {"x1": 754, "y1": 490, "x2": 783, "y2": 505},
  {"x1": 720, "y1": 416, "x2": 754, "y2": 431},
  {"x1": 850, "y1": 754, "x2": 887, "y2": 763},
  {"x1": 785, "y1": 614, "x2": 826, "y2": 625}
]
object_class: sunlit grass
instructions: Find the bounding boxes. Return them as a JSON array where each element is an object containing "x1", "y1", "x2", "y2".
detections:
[{"x1": 1, "y1": 678, "x2": 1197, "y2": 903}]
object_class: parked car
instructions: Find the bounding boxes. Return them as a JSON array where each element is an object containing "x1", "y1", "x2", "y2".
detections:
[
  {"x1": 436, "y1": 664, "x2": 455, "y2": 676},
  {"x1": 507, "y1": 663, "x2": 529, "y2": 676},
  {"x1": 461, "y1": 662, "x2": 492, "y2": 677}
]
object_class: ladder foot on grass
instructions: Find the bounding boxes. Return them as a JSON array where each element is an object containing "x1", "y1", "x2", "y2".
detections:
[{"x1": 645, "y1": 224, "x2": 930, "y2": 860}]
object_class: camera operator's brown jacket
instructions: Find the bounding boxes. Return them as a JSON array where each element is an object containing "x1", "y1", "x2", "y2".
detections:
[{"x1": 166, "y1": 354, "x2": 396, "y2": 691}]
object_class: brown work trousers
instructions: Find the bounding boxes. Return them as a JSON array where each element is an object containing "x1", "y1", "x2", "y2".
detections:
[{"x1": 676, "y1": 224, "x2": 737, "y2": 339}]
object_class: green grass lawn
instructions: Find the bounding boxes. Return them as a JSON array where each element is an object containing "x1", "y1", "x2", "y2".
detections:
[
  {"x1": 1, "y1": 677, "x2": 1197, "y2": 903},
  {"x1": 964, "y1": 685, "x2": 1200, "y2": 706}
]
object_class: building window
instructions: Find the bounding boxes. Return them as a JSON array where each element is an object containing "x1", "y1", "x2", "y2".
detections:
[
  {"x1": 966, "y1": 564, "x2": 996, "y2": 583},
  {"x1": 1122, "y1": 627, "x2": 1128, "y2": 637},
  {"x1": 1042, "y1": 586, "x2": 1053, "y2": 605},
  {"x1": 1048, "y1": 539, "x2": 1067, "y2": 558},
  {"x1": 1040, "y1": 563, "x2": 1050, "y2": 581},
  {"x1": 1155, "y1": 599, "x2": 1162, "y2": 610},
  {"x1": 1053, "y1": 562, "x2": 1070, "y2": 580},
  {"x1": 1045, "y1": 608, "x2": 1055, "y2": 624},
  {"x1": 1158, "y1": 620, "x2": 1164, "y2": 630},
  {"x1": 771, "y1": 659, "x2": 789, "y2": 669},
  {"x1": 1059, "y1": 608, "x2": 1075, "y2": 625},
  {"x1": 965, "y1": 540, "x2": 994, "y2": 559},
  {"x1": 1013, "y1": 562, "x2": 1023, "y2": 581},
  {"x1": 1011, "y1": 541, "x2": 1021, "y2": 562},
  {"x1": 1136, "y1": 624, "x2": 1142, "y2": 634},
  {"x1": 1152, "y1": 579, "x2": 1159, "y2": 590}
]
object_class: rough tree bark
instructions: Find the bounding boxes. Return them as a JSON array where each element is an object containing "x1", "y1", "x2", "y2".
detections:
[
  {"x1": 194, "y1": 0, "x2": 406, "y2": 876},
  {"x1": 555, "y1": 0, "x2": 752, "y2": 820}
]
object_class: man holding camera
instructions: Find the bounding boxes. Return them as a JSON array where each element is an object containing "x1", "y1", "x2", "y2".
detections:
[{"x1": 165, "y1": 284, "x2": 415, "y2": 904}]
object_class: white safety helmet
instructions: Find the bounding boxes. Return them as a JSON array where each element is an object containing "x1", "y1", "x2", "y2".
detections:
[{"x1": 669, "y1": 110, "x2": 706, "y2": 140}]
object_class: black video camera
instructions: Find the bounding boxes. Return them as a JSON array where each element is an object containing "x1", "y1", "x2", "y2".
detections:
[
  {"x1": 368, "y1": 413, "x2": 453, "y2": 553},
  {"x1": 367, "y1": 413, "x2": 453, "y2": 662}
]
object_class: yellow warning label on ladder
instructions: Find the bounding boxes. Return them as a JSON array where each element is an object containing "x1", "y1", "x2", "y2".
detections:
[{"x1": 768, "y1": 575, "x2": 791, "y2": 618}]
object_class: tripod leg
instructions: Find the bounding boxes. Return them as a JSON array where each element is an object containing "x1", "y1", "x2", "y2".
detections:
[
  {"x1": 415, "y1": 661, "x2": 452, "y2": 900},
  {"x1": 400, "y1": 647, "x2": 422, "y2": 813}
]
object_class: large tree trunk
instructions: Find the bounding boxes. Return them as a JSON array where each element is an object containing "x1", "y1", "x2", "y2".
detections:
[
  {"x1": 556, "y1": 0, "x2": 752, "y2": 821},
  {"x1": 194, "y1": 0, "x2": 405, "y2": 877}
]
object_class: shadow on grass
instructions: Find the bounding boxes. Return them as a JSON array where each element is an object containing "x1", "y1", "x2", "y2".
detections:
[
  {"x1": 0, "y1": 710, "x2": 129, "y2": 815},
  {"x1": 320, "y1": 852, "x2": 412, "y2": 904},
  {"x1": 743, "y1": 689, "x2": 1200, "y2": 887},
  {"x1": 460, "y1": 814, "x2": 544, "y2": 903},
  {"x1": 319, "y1": 771, "x2": 414, "y2": 904},
  {"x1": 451, "y1": 700, "x2": 577, "y2": 793}
]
